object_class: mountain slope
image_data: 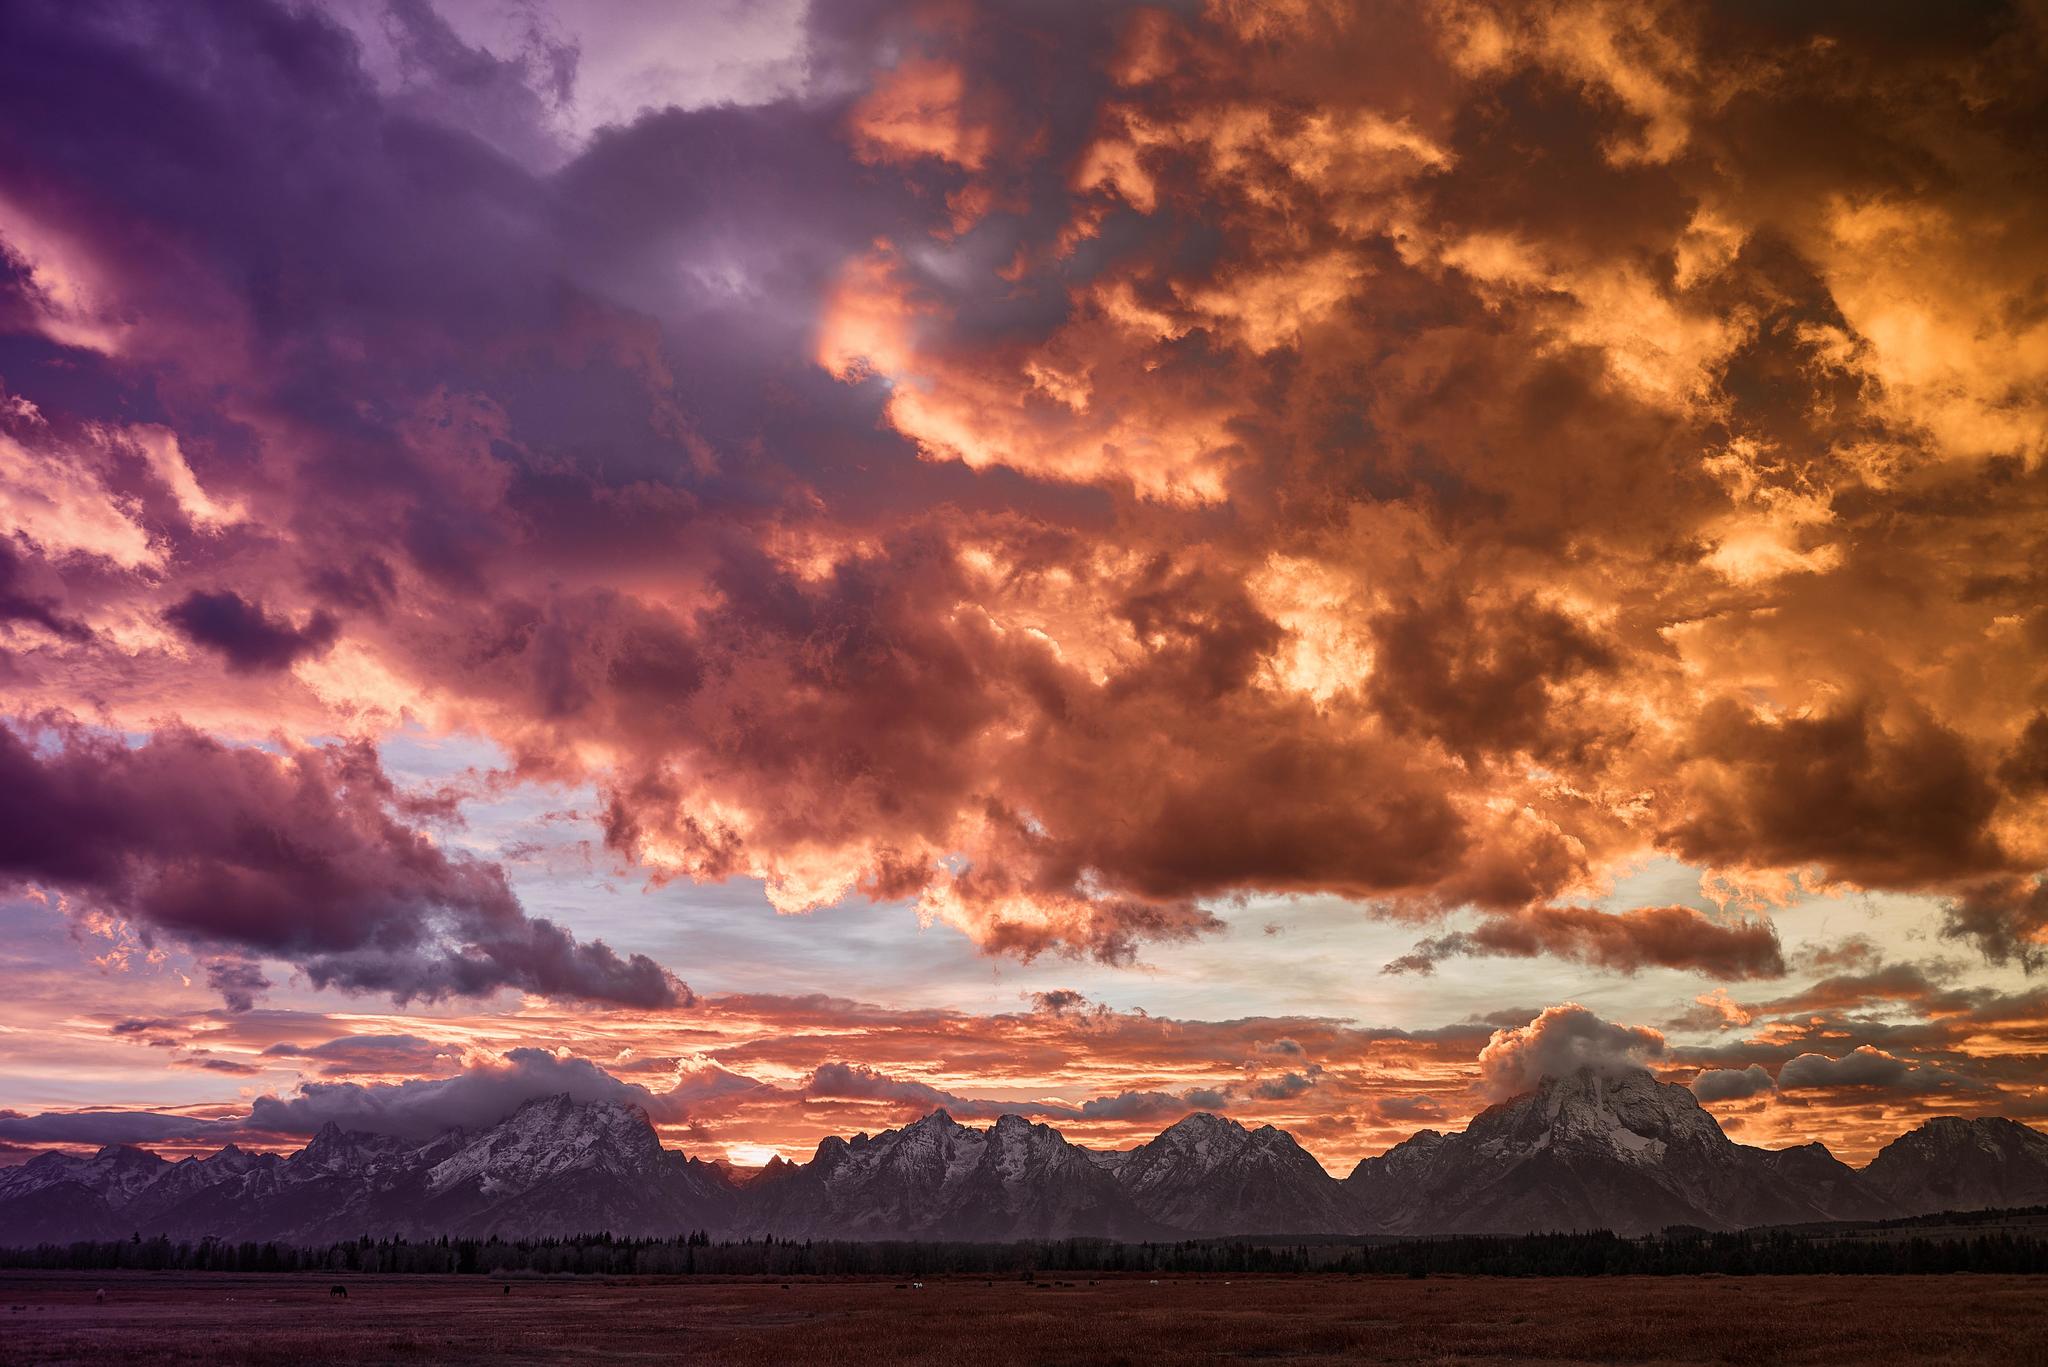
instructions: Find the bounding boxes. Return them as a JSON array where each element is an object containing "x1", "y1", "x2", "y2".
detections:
[
  {"x1": 746, "y1": 1110, "x2": 1163, "y2": 1240},
  {"x1": 0, "y1": 1145, "x2": 170, "y2": 1242},
  {"x1": 6, "y1": 1088, "x2": 2045, "y2": 1245},
  {"x1": 1107, "y1": 1112, "x2": 1356, "y2": 1234},
  {"x1": 28, "y1": 1098, "x2": 741, "y2": 1246},
  {"x1": 1864, "y1": 1116, "x2": 2048, "y2": 1215},
  {"x1": 413, "y1": 1095, "x2": 738, "y2": 1239},
  {"x1": 1346, "y1": 1067, "x2": 1899, "y2": 1236}
]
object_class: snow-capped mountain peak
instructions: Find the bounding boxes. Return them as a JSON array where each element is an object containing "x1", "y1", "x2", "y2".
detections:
[
  {"x1": 1350, "y1": 1065, "x2": 1909, "y2": 1236},
  {"x1": 0, "y1": 1143, "x2": 168, "y2": 1208},
  {"x1": 1111, "y1": 1110, "x2": 1352, "y2": 1235},
  {"x1": 426, "y1": 1094, "x2": 662, "y2": 1197},
  {"x1": 1470, "y1": 1066, "x2": 1727, "y2": 1166}
]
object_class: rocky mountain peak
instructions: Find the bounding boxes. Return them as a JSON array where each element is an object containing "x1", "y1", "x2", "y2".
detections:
[
  {"x1": 1470, "y1": 1066, "x2": 1727, "y2": 1162},
  {"x1": 426, "y1": 1095, "x2": 663, "y2": 1198},
  {"x1": 1163, "y1": 1111, "x2": 1240, "y2": 1136},
  {"x1": 1864, "y1": 1114, "x2": 2048, "y2": 1212}
]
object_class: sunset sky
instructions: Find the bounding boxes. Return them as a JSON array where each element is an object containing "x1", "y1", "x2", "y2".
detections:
[{"x1": 2, "y1": 0, "x2": 2045, "y2": 1174}]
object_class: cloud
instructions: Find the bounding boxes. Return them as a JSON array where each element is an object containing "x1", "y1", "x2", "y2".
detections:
[
  {"x1": 801, "y1": 1061, "x2": 1072, "y2": 1124},
  {"x1": 1373, "y1": 1095, "x2": 1448, "y2": 1123},
  {"x1": 244, "y1": 1047, "x2": 670, "y2": 1138},
  {"x1": 0, "y1": 539, "x2": 89, "y2": 642},
  {"x1": 1477, "y1": 1003, "x2": 1668, "y2": 1099},
  {"x1": 0, "y1": 0, "x2": 2041, "y2": 988},
  {"x1": 1942, "y1": 876, "x2": 2048, "y2": 973},
  {"x1": 108, "y1": 1017, "x2": 181, "y2": 1037},
  {"x1": 0, "y1": 1109, "x2": 225, "y2": 1146},
  {"x1": 1777, "y1": 1046, "x2": 1973, "y2": 1095},
  {"x1": 261, "y1": 1033, "x2": 464, "y2": 1078},
  {"x1": 0, "y1": 717, "x2": 686, "y2": 1010},
  {"x1": 1757, "y1": 962, "x2": 1973, "y2": 1016},
  {"x1": 1247, "y1": 1069, "x2": 1318, "y2": 1101},
  {"x1": 203, "y1": 958, "x2": 272, "y2": 1013},
  {"x1": 1074, "y1": 1090, "x2": 1203, "y2": 1124},
  {"x1": 1691, "y1": 1064, "x2": 1776, "y2": 1102},
  {"x1": 163, "y1": 590, "x2": 339, "y2": 674},
  {"x1": 1661, "y1": 699, "x2": 2011, "y2": 888},
  {"x1": 1385, "y1": 904, "x2": 1787, "y2": 979}
]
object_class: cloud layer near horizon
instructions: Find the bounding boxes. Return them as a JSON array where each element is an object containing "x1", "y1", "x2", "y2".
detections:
[{"x1": 0, "y1": 995, "x2": 2030, "y2": 1172}]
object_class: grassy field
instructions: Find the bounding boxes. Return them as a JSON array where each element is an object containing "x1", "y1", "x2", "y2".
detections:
[{"x1": 2, "y1": 1270, "x2": 2042, "y2": 1365}]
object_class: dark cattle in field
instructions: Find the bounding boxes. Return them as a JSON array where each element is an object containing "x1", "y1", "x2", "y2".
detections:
[{"x1": 329, "y1": 1285, "x2": 348, "y2": 1298}]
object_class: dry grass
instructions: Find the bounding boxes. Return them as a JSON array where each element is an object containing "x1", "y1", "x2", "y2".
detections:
[{"x1": 2, "y1": 1271, "x2": 2041, "y2": 1366}]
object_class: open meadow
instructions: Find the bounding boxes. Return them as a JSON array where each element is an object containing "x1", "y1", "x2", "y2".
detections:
[{"x1": 1, "y1": 1271, "x2": 2042, "y2": 1366}]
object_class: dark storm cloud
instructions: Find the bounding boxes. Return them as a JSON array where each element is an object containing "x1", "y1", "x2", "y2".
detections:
[
  {"x1": 1367, "y1": 591, "x2": 1619, "y2": 766},
  {"x1": 1662, "y1": 699, "x2": 2013, "y2": 888},
  {"x1": 0, "y1": 1109, "x2": 226, "y2": 1145},
  {"x1": 1385, "y1": 904, "x2": 1786, "y2": 979},
  {"x1": 1074, "y1": 1089, "x2": 1207, "y2": 1124},
  {"x1": 1690, "y1": 1063, "x2": 1776, "y2": 1102},
  {"x1": 163, "y1": 590, "x2": 339, "y2": 673},
  {"x1": 1942, "y1": 877, "x2": 2048, "y2": 972},
  {"x1": 202, "y1": 958, "x2": 273, "y2": 1013},
  {"x1": 1777, "y1": 1045, "x2": 1976, "y2": 1095},
  {"x1": 0, "y1": 717, "x2": 685, "y2": 1009}
]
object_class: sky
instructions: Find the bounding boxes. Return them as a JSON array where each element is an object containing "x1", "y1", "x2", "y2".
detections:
[{"x1": 0, "y1": 0, "x2": 2044, "y2": 1174}]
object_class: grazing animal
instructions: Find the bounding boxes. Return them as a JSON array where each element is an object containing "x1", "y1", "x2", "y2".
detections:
[
  {"x1": 94, "y1": 1289, "x2": 105, "y2": 1304},
  {"x1": 503, "y1": 1285, "x2": 511, "y2": 1295},
  {"x1": 329, "y1": 1284, "x2": 348, "y2": 1299}
]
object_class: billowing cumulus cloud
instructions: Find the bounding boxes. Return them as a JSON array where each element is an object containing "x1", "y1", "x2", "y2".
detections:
[
  {"x1": 245, "y1": 1047, "x2": 670, "y2": 1139},
  {"x1": 1478, "y1": 1004, "x2": 1668, "y2": 1098},
  {"x1": 1691, "y1": 1063, "x2": 1776, "y2": 1102},
  {"x1": 1777, "y1": 1046, "x2": 1975, "y2": 1096}
]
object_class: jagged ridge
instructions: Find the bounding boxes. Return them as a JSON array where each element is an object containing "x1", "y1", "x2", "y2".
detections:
[{"x1": 4, "y1": 1073, "x2": 2046, "y2": 1245}]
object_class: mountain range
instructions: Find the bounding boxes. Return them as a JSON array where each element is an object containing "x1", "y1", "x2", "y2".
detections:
[{"x1": 5, "y1": 1068, "x2": 2046, "y2": 1245}]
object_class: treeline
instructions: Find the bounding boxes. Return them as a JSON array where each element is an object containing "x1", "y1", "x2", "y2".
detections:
[{"x1": 3, "y1": 1224, "x2": 2046, "y2": 1278}]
